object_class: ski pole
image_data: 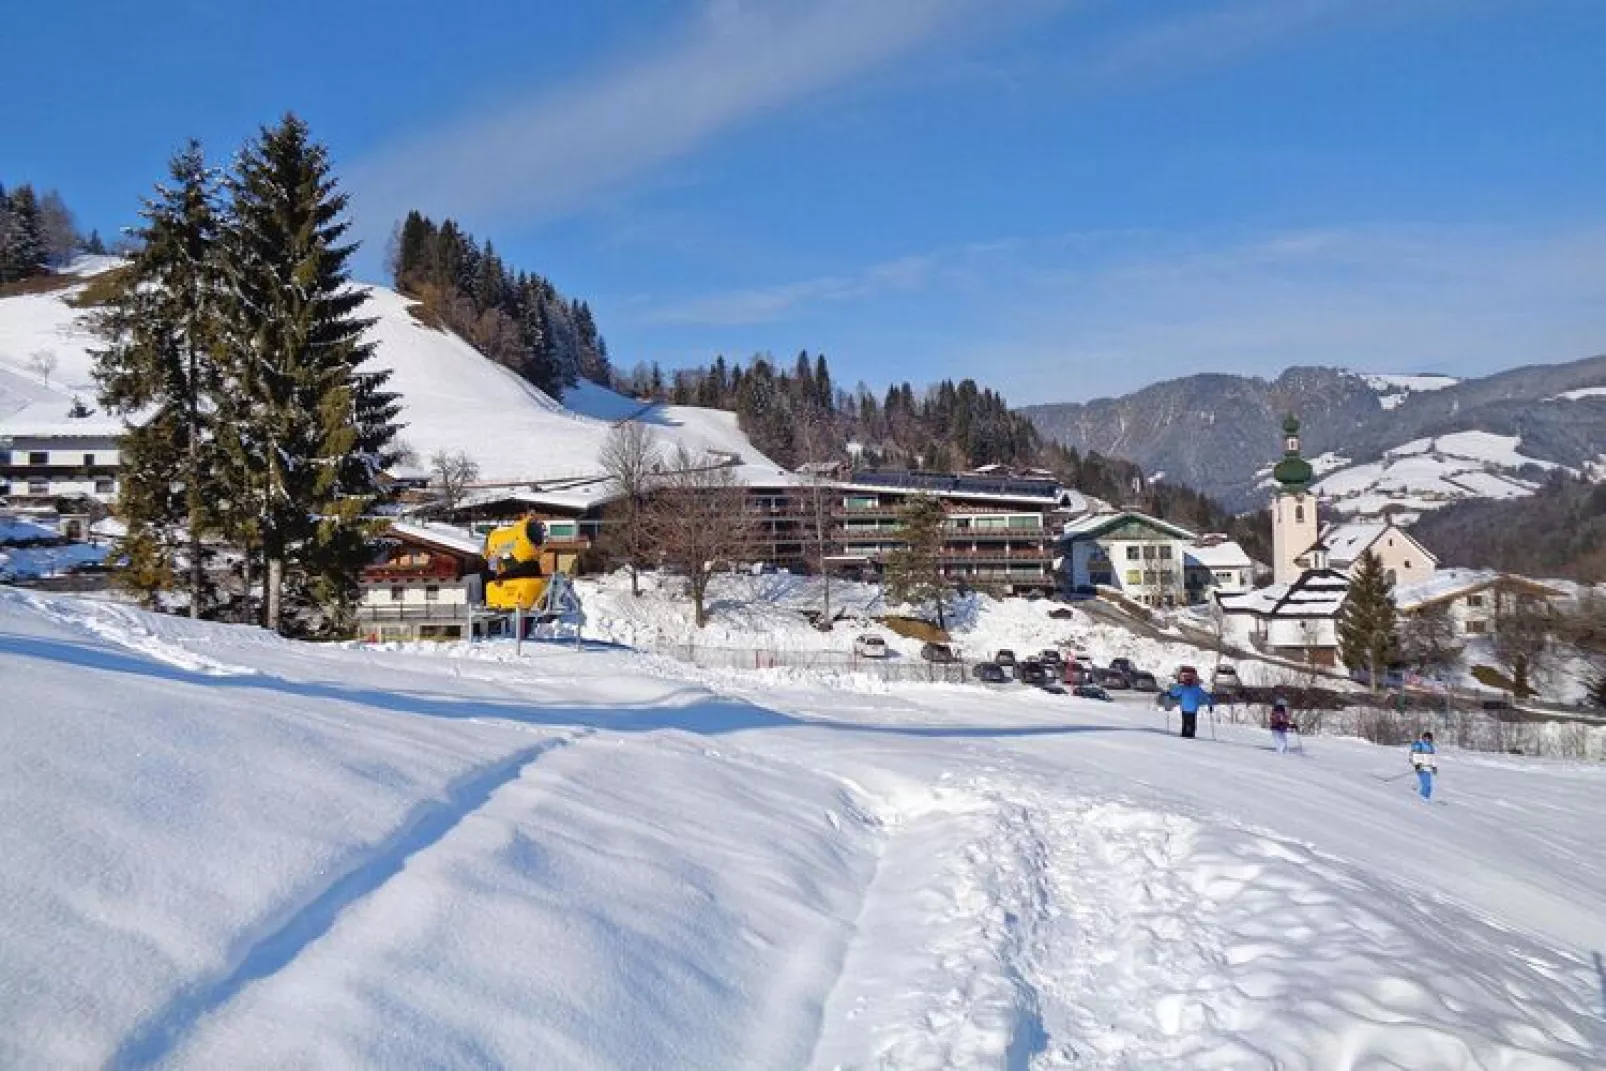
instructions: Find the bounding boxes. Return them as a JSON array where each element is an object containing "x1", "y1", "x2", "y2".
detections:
[
  {"x1": 1209, "y1": 709, "x2": 1217, "y2": 740},
  {"x1": 1375, "y1": 770, "x2": 1414, "y2": 783}
]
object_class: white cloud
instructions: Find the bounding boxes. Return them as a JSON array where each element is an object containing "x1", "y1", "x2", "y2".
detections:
[
  {"x1": 643, "y1": 253, "x2": 934, "y2": 326},
  {"x1": 348, "y1": 0, "x2": 988, "y2": 234},
  {"x1": 1085, "y1": 0, "x2": 1358, "y2": 83}
]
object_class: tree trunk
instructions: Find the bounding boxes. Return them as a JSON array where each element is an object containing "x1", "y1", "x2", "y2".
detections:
[
  {"x1": 187, "y1": 400, "x2": 203, "y2": 620},
  {"x1": 265, "y1": 555, "x2": 283, "y2": 633},
  {"x1": 629, "y1": 563, "x2": 640, "y2": 598}
]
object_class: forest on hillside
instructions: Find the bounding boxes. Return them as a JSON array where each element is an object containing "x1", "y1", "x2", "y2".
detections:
[
  {"x1": 0, "y1": 181, "x2": 103, "y2": 286},
  {"x1": 1411, "y1": 474, "x2": 1606, "y2": 582},
  {"x1": 389, "y1": 211, "x2": 612, "y2": 396}
]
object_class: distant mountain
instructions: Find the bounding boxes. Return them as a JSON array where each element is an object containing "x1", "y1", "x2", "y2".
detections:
[{"x1": 1022, "y1": 358, "x2": 1606, "y2": 515}]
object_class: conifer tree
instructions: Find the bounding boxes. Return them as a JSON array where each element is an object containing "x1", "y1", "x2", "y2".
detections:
[
  {"x1": 217, "y1": 114, "x2": 400, "y2": 634},
  {"x1": 4, "y1": 185, "x2": 47, "y2": 281},
  {"x1": 1337, "y1": 551, "x2": 1399, "y2": 691},
  {"x1": 884, "y1": 494, "x2": 951, "y2": 631},
  {"x1": 92, "y1": 140, "x2": 225, "y2": 616}
]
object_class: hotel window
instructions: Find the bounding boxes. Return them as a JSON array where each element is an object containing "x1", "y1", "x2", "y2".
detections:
[
  {"x1": 94, "y1": 478, "x2": 114, "y2": 494},
  {"x1": 28, "y1": 479, "x2": 49, "y2": 495},
  {"x1": 389, "y1": 586, "x2": 404, "y2": 602},
  {"x1": 1159, "y1": 545, "x2": 1173, "y2": 560},
  {"x1": 1295, "y1": 504, "x2": 1305, "y2": 522},
  {"x1": 1125, "y1": 546, "x2": 1140, "y2": 560},
  {"x1": 1125, "y1": 569, "x2": 1142, "y2": 585},
  {"x1": 1466, "y1": 594, "x2": 1485, "y2": 608},
  {"x1": 425, "y1": 585, "x2": 440, "y2": 602},
  {"x1": 1142, "y1": 545, "x2": 1156, "y2": 560},
  {"x1": 1465, "y1": 619, "x2": 1487, "y2": 635},
  {"x1": 29, "y1": 451, "x2": 48, "y2": 465},
  {"x1": 83, "y1": 453, "x2": 96, "y2": 467}
]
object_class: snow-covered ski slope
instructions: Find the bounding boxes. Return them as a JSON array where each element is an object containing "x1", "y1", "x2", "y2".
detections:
[
  {"x1": 0, "y1": 263, "x2": 792, "y2": 486},
  {"x1": 3, "y1": 588, "x2": 1603, "y2": 1069}
]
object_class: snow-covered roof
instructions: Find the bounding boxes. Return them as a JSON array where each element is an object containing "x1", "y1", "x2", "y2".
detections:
[
  {"x1": 1316, "y1": 521, "x2": 1437, "y2": 568},
  {"x1": 1395, "y1": 568, "x2": 1563, "y2": 612},
  {"x1": 386, "y1": 521, "x2": 485, "y2": 559},
  {"x1": 1219, "y1": 568, "x2": 1349, "y2": 619},
  {"x1": 1060, "y1": 510, "x2": 1196, "y2": 542},
  {"x1": 440, "y1": 483, "x2": 623, "y2": 515},
  {"x1": 1184, "y1": 540, "x2": 1253, "y2": 570}
]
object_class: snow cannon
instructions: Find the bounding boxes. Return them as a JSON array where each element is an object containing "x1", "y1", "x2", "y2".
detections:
[{"x1": 483, "y1": 517, "x2": 553, "y2": 611}]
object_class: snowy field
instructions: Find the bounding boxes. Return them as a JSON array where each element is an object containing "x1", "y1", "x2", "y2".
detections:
[
  {"x1": 1313, "y1": 432, "x2": 1566, "y2": 519},
  {"x1": 3, "y1": 586, "x2": 1604, "y2": 1069}
]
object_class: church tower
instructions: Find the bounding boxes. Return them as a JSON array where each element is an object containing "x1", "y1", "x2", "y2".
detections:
[{"x1": 1270, "y1": 414, "x2": 1318, "y2": 587}]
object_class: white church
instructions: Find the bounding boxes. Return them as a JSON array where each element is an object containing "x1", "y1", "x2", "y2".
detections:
[{"x1": 1216, "y1": 416, "x2": 1436, "y2": 666}]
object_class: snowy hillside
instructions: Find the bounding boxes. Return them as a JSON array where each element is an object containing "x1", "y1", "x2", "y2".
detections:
[
  {"x1": 0, "y1": 263, "x2": 792, "y2": 488},
  {"x1": 1312, "y1": 431, "x2": 1567, "y2": 521},
  {"x1": 1356, "y1": 372, "x2": 1460, "y2": 411},
  {"x1": 3, "y1": 587, "x2": 1604, "y2": 1068}
]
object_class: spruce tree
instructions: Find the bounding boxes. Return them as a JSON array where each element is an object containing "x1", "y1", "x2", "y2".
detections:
[
  {"x1": 1337, "y1": 551, "x2": 1399, "y2": 691},
  {"x1": 92, "y1": 140, "x2": 225, "y2": 616},
  {"x1": 884, "y1": 494, "x2": 951, "y2": 631},
  {"x1": 5, "y1": 185, "x2": 47, "y2": 280},
  {"x1": 217, "y1": 114, "x2": 401, "y2": 634}
]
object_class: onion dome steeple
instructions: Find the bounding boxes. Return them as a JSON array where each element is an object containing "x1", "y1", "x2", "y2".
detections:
[{"x1": 1272, "y1": 414, "x2": 1313, "y2": 493}]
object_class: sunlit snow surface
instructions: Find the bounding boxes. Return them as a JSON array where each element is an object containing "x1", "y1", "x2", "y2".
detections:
[{"x1": 2, "y1": 585, "x2": 1603, "y2": 1069}]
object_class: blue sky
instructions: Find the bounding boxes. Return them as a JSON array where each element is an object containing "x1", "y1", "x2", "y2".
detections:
[{"x1": 7, "y1": 0, "x2": 1605, "y2": 402}]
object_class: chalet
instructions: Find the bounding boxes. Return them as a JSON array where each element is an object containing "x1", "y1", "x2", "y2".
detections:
[
  {"x1": 1216, "y1": 568, "x2": 1350, "y2": 666},
  {"x1": 1395, "y1": 569, "x2": 1565, "y2": 639},
  {"x1": 1315, "y1": 520, "x2": 1437, "y2": 587},
  {"x1": 357, "y1": 522, "x2": 487, "y2": 642},
  {"x1": 1059, "y1": 511, "x2": 1197, "y2": 607}
]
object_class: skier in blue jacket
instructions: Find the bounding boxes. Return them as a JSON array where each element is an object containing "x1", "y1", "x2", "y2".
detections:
[
  {"x1": 1409, "y1": 731, "x2": 1438, "y2": 800},
  {"x1": 1166, "y1": 667, "x2": 1214, "y2": 739}
]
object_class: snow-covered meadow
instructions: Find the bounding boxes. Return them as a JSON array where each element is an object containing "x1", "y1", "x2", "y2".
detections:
[{"x1": 3, "y1": 585, "x2": 1604, "y2": 1069}]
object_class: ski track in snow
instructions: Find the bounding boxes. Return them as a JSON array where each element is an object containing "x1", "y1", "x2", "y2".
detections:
[
  {"x1": 4, "y1": 589, "x2": 1605, "y2": 1068},
  {"x1": 110, "y1": 733, "x2": 587, "y2": 1069}
]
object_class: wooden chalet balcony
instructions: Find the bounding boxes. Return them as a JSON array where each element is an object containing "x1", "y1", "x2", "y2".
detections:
[{"x1": 355, "y1": 603, "x2": 477, "y2": 622}]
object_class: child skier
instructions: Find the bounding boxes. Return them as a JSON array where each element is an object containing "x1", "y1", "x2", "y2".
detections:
[
  {"x1": 1270, "y1": 698, "x2": 1292, "y2": 754},
  {"x1": 1166, "y1": 667, "x2": 1214, "y2": 739},
  {"x1": 1409, "y1": 730, "x2": 1438, "y2": 800}
]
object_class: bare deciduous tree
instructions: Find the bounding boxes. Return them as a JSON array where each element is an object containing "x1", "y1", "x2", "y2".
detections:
[
  {"x1": 797, "y1": 416, "x2": 836, "y2": 629},
  {"x1": 597, "y1": 421, "x2": 661, "y2": 596},
  {"x1": 1398, "y1": 602, "x2": 1461, "y2": 674},
  {"x1": 429, "y1": 449, "x2": 480, "y2": 512},
  {"x1": 643, "y1": 446, "x2": 754, "y2": 627},
  {"x1": 1492, "y1": 589, "x2": 1554, "y2": 699},
  {"x1": 27, "y1": 350, "x2": 57, "y2": 385}
]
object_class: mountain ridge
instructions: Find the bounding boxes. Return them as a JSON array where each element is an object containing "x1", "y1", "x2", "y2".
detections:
[{"x1": 1023, "y1": 356, "x2": 1606, "y2": 513}]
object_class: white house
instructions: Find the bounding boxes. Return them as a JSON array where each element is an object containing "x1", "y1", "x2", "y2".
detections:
[
  {"x1": 1216, "y1": 568, "x2": 1351, "y2": 666},
  {"x1": 1395, "y1": 569, "x2": 1565, "y2": 639},
  {"x1": 1317, "y1": 520, "x2": 1437, "y2": 587},
  {"x1": 1184, "y1": 536, "x2": 1254, "y2": 601},
  {"x1": 0, "y1": 420, "x2": 123, "y2": 506},
  {"x1": 1059, "y1": 510, "x2": 1197, "y2": 608}
]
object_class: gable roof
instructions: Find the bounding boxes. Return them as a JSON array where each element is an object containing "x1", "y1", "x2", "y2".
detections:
[
  {"x1": 1061, "y1": 510, "x2": 1196, "y2": 543},
  {"x1": 1315, "y1": 520, "x2": 1438, "y2": 567},
  {"x1": 1218, "y1": 568, "x2": 1350, "y2": 619},
  {"x1": 384, "y1": 522, "x2": 485, "y2": 560},
  {"x1": 1395, "y1": 568, "x2": 1565, "y2": 613},
  {"x1": 1184, "y1": 539, "x2": 1253, "y2": 570}
]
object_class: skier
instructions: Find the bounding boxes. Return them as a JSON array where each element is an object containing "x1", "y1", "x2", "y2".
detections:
[
  {"x1": 1166, "y1": 667, "x2": 1214, "y2": 739},
  {"x1": 1269, "y1": 698, "x2": 1292, "y2": 754},
  {"x1": 1409, "y1": 730, "x2": 1438, "y2": 800}
]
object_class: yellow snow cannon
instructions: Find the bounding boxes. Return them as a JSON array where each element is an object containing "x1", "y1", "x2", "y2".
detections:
[{"x1": 483, "y1": 517, "x2": 552, "y2": 611}]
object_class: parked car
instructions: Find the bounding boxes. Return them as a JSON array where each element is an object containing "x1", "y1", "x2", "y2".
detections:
[
  {"x1": 1047, "y1": 607, "x2": 1076, "y2": 620},
  {"x1": 1130, "y1": 671, "x2": 1160, "y2": 692},
  {"x1": 1211, "y1": 665, "x2": 1242, "y2": 694},
  {"x1": 1109, "y1": 657, "x2": 1139, "y2": 679},
  {"x1": 972, "y1": 662, "x2": 1008, "y2": 684},
  {"x1": 853, "y1": 634, "x2": 889, "y2": 658},
  {"x1": 1017, "y1": 659, "x2": 1050, "y2": 687},
  {"x1": 1073, "y1": 684, "x2": 1113, "y2": 701},
  {"x1": 1038, "y1": 649, "x2": 1064, "y2": 667},
  {"x1": 1062, "y1": 663, "x2": 1095, "y2": 686},
  {"x1": 1096, "y1": 667, "x2": 1132, "y2": 689},
  {"x1": 921, "y1": 641, "x2": 958, "y2": 663},
  {"x1": 994, "y1": 648, "x2": 1017, "y2": 668}
]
